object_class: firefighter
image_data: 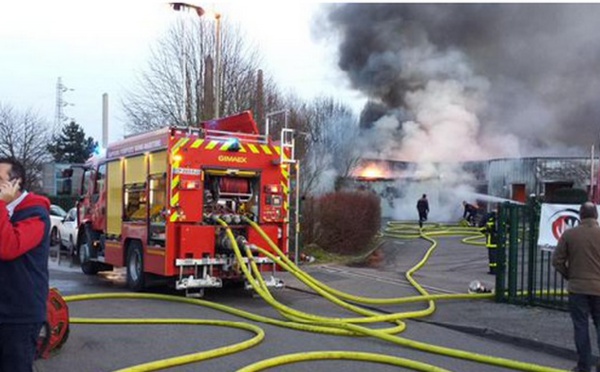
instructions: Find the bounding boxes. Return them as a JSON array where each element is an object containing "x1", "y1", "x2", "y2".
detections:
[
  {"x1": 462, "y1": 201, "x2": 478, "y2": 226},
  {"x1": 416, "y1": 194, "x2": 429, "y2": 228},
  {"x1": 479, "y1": 207, "x2": 498, "y2": 275}
]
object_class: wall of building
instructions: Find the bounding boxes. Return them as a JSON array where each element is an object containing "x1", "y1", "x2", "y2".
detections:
[
  {"x1": 486, "y1": 157, "x2": 597, "y2": 201},
  {"x1": 41, "y1": 162, "x2": 84, "y2": 197}
]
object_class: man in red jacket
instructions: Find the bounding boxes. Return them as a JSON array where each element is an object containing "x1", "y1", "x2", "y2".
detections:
[{"x1": 0, "y1": 157, "x2": 51, "y2": 372}]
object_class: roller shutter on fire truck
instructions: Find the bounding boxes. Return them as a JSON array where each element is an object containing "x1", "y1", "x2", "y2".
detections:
[{"x1": 106, "y1": 160, "x2": 122, "y2": 236}]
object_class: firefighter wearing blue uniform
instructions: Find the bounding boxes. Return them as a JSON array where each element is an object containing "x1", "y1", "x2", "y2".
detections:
[{"x1": 479, "y1": 209, "x2": 498, "y2": 275}]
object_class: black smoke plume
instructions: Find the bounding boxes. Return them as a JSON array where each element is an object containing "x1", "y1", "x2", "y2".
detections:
[{"x1": 321, "y1": 3, "x2": 600, "y2": 159}]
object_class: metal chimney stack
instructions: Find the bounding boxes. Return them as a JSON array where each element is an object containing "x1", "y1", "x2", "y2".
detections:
[{"x1": 102, "y1": 93, "x2": 109, "y2": 149}]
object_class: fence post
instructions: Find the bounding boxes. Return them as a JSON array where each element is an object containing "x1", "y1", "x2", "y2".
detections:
[
  {"x1": 508, "y1": 204, "x2": 519, "y2": 302},
  {"x1": 495, "y1": 202, "x2": 508, "y2": 303},
  {"x1": 526, "y1": 198, "x2": 538, "y2": 304}
]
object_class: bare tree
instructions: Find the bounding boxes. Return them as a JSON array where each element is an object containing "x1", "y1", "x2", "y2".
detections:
[
  {"x1": 121, "y1": 15, "x2": 360, "y2": 199},
  {"x1": 123, "y1": 18, "x2": 284, "y2": 134},
  {"x1": 0, "y1": 103, "x2": 51, "y2": 191},
  {"x1": 287, "y1": 97, "x2": 360, "y2": 196}
]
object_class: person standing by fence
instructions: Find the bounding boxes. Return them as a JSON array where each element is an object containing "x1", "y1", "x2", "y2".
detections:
[
  {"x1": 552, "y1": 202, "x2": 600, "y2": 372},
  {"x1": 479, "y1": 207, "x2": 498, "y2": 275},
  {"x1": 416, "y1": 194, "x2": 429, "y2": 228}
]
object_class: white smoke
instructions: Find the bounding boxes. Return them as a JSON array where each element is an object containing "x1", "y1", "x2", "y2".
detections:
[
  {"x1": 385, "y1": 180, "x2": 477, "y2": 223},
  {"x1": 355, "y1": 44, "x2": 516, "y2": 221}
]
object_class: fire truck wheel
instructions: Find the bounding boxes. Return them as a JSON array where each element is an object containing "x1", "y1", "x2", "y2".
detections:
[
  {"x1": 79, "y1": 240, "x2": 100, "y2": 275},
  {"x1": 126, "y1": 241, "x2": 146, "y2": 291}
]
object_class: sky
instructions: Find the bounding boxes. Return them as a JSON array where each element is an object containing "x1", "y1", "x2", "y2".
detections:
[
  {"x1": 6, "y1": 1, "x2": 600, "y2": 222},
  {"x1": 0, "y1": 1, "x2": 361, "y2": 145},
  {"x1": 3, "y1": 1, "x2": 600, "y2": 161}
]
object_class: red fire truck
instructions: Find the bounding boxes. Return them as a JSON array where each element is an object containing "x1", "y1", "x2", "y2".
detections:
[{"x1": 72, "y1": 111, "x2": 297, "y2": 296}]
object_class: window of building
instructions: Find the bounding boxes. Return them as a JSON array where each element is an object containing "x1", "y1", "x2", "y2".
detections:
[{"x1": 55, "y1": 164, "x2": 72, "y2": 195}]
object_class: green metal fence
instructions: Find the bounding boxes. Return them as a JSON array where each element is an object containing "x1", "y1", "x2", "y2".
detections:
[{"x1": 495, "y1": 201, "x2": 568, "y2": 310}]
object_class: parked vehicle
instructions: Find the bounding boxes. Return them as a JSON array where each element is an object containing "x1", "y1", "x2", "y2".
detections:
[
  {"x1": 49, "y1": 205, "x2": 67, "y2": 246},
  {"x1": 58, "y1": 207, "x2": 78, "y2": 255}
]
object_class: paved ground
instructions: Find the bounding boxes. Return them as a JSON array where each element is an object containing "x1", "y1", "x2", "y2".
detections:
[
  {"x1": 45, "y1": 233, "x2": 581, "y2": 371},
  {"x1": 283, "y1": 234, "x2": 581, "y2": 363}
]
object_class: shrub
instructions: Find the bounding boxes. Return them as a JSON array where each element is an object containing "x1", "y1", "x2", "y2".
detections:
[{"x1": 301, "y1": 191, "x2": 381, "y2": 255}]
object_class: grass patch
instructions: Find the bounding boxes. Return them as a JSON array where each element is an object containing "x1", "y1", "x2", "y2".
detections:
[{"x1": 301, "y1": 237, "x2": 383, "y2": 266}]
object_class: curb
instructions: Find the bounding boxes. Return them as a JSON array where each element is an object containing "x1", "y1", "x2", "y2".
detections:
[{"x1": 413, "y1": 318, "x2": 577, "y2": 362}]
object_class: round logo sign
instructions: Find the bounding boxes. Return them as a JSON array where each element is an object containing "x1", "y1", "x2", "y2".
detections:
[{"x1": 549, "y1": 208, "x2": 580, "y2": 241}]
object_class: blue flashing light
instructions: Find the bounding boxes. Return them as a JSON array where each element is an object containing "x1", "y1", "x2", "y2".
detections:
[
  {"x1": 225, "y1": 137, "x2": 241, "y2": 152},
  {"x1": 93, "y1": 145, "x2": 106, "y2": 157}
]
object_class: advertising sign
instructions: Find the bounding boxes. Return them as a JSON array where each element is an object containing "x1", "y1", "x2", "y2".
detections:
[{"x1": 538, "y1": 203, "x2": 600, "y2": 251}]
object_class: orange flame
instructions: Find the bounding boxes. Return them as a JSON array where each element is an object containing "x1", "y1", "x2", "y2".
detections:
[{"x1": 357, "y1": 164, "x2": 387, "y2": 179}]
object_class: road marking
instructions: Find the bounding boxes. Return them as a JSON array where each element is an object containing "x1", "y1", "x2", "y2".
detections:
[{"x1": 318, "y1": 265, "x2": 458, "y2": 294}]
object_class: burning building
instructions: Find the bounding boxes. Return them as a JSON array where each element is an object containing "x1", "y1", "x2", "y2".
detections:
[
  {"x1": 341, "y1": 156, "x2": 597, "y2": 221},
  {"x1": 318, "y1": 4, "x2": 600, "y2": 221}
]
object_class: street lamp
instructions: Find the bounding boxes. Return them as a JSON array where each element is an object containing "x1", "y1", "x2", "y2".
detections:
[{"x1": 169, "y1": 2, "x2": 222, "y2": 119}]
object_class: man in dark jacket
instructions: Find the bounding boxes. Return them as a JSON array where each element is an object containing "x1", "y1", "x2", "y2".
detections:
[
  {"x1": 416, "y1": 194, "x2": 429, "y2": 228},
  {"x1": 0, "y1": 157, "x2": 51, "y2": 372},
  {"x1": 552, "y1": 202, "x2": 600, "y2": 372}
]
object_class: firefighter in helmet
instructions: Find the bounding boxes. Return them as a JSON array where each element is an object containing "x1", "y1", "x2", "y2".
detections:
[
  {"x1": 462, "y1": 201, "x2": 478, "y2": 226},
  {"x1": 479, "y1": 205, "x2": 498, "y2": 275}
]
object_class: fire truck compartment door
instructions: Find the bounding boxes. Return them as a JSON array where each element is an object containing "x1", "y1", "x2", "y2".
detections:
[
  {"x1": 248, "y1": 225, "x2": 280, "y2": 255},
  {"x1": 179, "y1": 225, "x2": 216, "y2": 258},
  {"x1": 176, "y1": 188, "x2": 203, "y2": 222}
]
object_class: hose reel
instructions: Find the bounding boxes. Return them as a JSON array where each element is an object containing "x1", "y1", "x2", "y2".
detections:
[{"x1": 37, "y1": 288, "x2": 70, "y2": 359}]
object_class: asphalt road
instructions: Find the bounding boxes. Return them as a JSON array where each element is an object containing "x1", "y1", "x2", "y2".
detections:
[{"x1": 37, "y1": 244, "x2": 573, "y2": 372}]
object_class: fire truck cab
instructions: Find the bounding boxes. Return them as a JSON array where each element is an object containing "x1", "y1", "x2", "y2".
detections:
[{"x1": 74, "y1": 111, "x2": 296, "y2": 296}]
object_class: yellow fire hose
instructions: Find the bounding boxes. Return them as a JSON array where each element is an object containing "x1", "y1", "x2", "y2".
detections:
[
  {"x1": 59, "y1": 219, "x2": 568, "y2": 372},
  {"x1": 237, "y1": 351, "x2": 453, "y2": 372}
]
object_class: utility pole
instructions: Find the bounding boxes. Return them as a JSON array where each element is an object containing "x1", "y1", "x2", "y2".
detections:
[
  {"x1": 214, "y1": 12, "x2": 221, "y2": 118},
  {"x1": 169, "y1": 3, "x2": 221, "y2": 120}
]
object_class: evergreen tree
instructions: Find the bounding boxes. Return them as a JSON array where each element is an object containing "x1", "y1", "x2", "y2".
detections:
[{"x1": 47, "y1": 121, "x2": 97, "y2": 163}]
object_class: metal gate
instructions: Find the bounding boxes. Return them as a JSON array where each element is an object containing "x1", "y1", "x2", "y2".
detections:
[{"x1": 495, "y1": 201, "x2": 568, "y2": 310}]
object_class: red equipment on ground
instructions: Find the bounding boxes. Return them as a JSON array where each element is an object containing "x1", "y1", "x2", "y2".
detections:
[{"x1": 37, "y1": 288, "x2": 70, "y2": 359}]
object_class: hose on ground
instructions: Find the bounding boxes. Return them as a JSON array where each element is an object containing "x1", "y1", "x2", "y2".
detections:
[{"x1": 59, "y1": 220, "x2": 567, "y2": 372}]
